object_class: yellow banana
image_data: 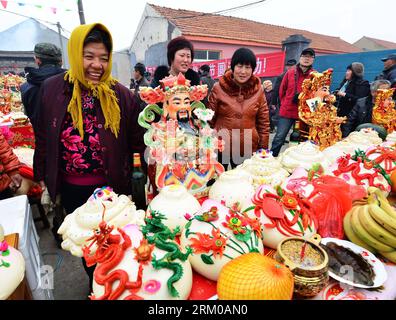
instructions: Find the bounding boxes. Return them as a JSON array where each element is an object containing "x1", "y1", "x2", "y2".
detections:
[
  {"x1": 368, "y1": 203, "x2": 396, "y2": 230},
  {"x1": 358, "y1": 204, "x2": 396, "y2": 247},
  {"x1": 378, "y1": 250, "x2": 396, "y2": 264},
  {"x1": 343, "y1": 207, "x2": 377, "y2": 253},
  {"x1": 383, "y1": 224, "x2": 396, "y2": 237},
  {"x1": 352, "y1": 198, "x2": 369, "y2": 207},
  {"x1": 375, "y1": 189, "x2": 396, "y2": 220},
  {"x1": 350, "y1": 206, "x2": 394, "y2": 252}
]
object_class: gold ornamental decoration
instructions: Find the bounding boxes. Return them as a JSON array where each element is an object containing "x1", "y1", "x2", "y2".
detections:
[
  {"x1": 372, "y1": 88, "x2": 396, "y2": 133},
  {"x1": 298, "y1": 69, "x2": 346, "y2": 150}
]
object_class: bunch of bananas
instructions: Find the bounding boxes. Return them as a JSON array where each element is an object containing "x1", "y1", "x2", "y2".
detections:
[{"x1": 343, "y1": 187, "x2": 396, "y2": 263}]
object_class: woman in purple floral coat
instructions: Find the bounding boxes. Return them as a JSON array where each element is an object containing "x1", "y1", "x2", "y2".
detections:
[{"x1": 33, "y1": 23, "x2": 145, "y2": 246}]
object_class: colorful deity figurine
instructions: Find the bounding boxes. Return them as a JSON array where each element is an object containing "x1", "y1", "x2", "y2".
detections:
[
  {"x1": 139, "y1": 73, "x2": 225, "y2": 198},
  {"x1": 372, "y1": 88, "x2": 396, "y2": 133},
  {"x1": 298, "y1": 69, "x2": 346, "y2": 150}
]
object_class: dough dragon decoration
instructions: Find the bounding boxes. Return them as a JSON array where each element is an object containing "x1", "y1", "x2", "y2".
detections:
[
  {"x1": 142, "y1": 210, "x2": 192, "y2": 297},
  {"x1": 82, "y1": 205, "x2": 144, "y2": 300}
]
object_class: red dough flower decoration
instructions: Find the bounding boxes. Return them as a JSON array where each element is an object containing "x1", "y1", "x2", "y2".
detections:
[
  {"x1": 222, "y1": 211, "x2": 248, "y2": 235},
  {"x1": 196, "y1": 206, "x2": 219, "y2": 222},
  {"x1": 189, "y1": 227, "x2": 227, "y2": 258},
  {"x1": 189, "y1": 85, "x2": 208, "y2": 101},
  {"x1": 139, "y1": 86, "x2": 165, "y2": 104},
  {"x1": 241, "y1": 213, "x2": 263, "y2": 239},
  {"x1": 281, "y1": 194, "x2": 298, "y2": 210}
]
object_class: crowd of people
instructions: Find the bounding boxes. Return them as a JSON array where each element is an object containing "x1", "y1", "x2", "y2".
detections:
[{"x1": 0, "y1": 21, "x2": 395, "y2": 290}]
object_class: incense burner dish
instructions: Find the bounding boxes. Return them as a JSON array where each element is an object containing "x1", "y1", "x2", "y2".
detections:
[{"x1": 275, "y1": 234, "x2": 329, "y2": 298}]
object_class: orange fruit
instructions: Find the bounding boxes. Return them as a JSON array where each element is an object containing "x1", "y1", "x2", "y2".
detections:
[
  {"x1": 391, "y1": 170, "x2": 396, "y2": 194},
  {"x1": 217, "y1": 253, "x2": 294, "y2": 300}
]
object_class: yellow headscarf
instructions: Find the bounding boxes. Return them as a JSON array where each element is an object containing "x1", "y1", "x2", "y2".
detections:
[{"x1": 64, "y1": 23, "x2": 120, "y2": 139}]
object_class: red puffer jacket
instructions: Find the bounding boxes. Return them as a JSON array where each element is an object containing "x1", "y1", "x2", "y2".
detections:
[
  {"x1": 0, "y1": 132, "x2": 21, "y2": 192},
  {"x1": 279, "y1": 65, "x2": 314, "y2": 119}
]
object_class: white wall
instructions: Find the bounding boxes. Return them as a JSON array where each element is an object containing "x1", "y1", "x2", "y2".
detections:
[
  {"x1": 129, "y1": 4, "x2": 181, "y2": 63},
  {"x1": 112, "y1": 49, "x2": 132, "y2": 88}
]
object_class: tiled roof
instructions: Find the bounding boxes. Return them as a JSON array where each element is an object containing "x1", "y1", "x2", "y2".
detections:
[
  {"x1": 150, "y1": 4, "x2": 359, "y2": 54},
  {"x1": 364, "y1": 36, "x2": 396, "y2": 49}
]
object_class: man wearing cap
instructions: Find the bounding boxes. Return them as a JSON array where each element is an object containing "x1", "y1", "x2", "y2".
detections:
[
  {"x1": 270, "y1": 48, "x2": 315, "y2": 156},
  {"x1": 376, "y1": 53, "x2": 396, "y2": 90},
  {"x1": 21, "y1": 43, "x2": 64, "y2": 128},
  {"x1": 270, "y1": 59, "x2": 297, "y2": 131},
  {"x1": 130, "y1": 62, "x2": 149, "y2": 111}
]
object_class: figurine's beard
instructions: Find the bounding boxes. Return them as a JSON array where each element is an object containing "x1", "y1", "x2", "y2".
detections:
[{"x1": 176, "y1": 109, "x2": 190, "y2": 122}]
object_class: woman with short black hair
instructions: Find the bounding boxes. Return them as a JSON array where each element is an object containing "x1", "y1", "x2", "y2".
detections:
[
  {"x1": 208, "y1": 47, "x2": 270, "y2": 169},
  {"x1": 151, "y1": 36, "x2": 200, "y2": 88}
]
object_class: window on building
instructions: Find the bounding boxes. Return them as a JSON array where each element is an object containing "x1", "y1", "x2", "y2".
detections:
[
  {"x1": 208, "y1": 51, "x2": 220, "y2": 60},
  {"x1": 195, "y1": 50, "x2": 221, "y2": 62}
]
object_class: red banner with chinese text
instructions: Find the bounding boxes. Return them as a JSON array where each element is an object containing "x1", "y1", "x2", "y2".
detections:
[{"x1": 147, "y1": 51, "x2": 285, "y2": 80}]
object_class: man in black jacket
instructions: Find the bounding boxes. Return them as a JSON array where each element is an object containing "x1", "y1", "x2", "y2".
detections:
[
  {"x1": 130, "y1": 62, "x2": 149, "y2": 111},
  {"x1": 21, "y1": 43, "x2": 64, "y2": 129},
  {"x1": 376, "y1": 54, "x2": 396, "y2": 88},
  {"x1": 199, "y1": 64, "x2": 215, "y2": 106},
  {"x1": 342, "y1": 79, "x2": 391, "y2": 137}
]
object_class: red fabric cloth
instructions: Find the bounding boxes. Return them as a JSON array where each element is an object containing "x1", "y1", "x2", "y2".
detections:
[
  {"x1": 188, "y1": 272, "x2": 217, "y2": 300},
  {"x1": 8, "y1": 123, "x2": 35, "y2": 148}
]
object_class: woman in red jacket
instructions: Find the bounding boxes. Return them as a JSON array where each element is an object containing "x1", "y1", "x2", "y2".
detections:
[{"x1": 0, "y1": 131, "x2": 22, "y2": 200}]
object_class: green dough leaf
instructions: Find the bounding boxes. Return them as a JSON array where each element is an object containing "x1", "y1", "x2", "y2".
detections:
[{"x1": 201, "y1": 254, "x2": 214, "y2": 265}]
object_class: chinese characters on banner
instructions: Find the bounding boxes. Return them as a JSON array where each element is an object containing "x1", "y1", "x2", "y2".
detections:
[{"x1": 147, "y1": 51, "x2": 286, "y2": 80}]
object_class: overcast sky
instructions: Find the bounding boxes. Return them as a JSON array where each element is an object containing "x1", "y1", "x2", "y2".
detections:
[{"x1": 0, "y1": 0, "x2": 395, "y2": 51}]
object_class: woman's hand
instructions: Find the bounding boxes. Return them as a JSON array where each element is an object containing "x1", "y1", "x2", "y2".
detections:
[
  {"x1": 9, "y1": 173, "x2": 22, "y2": 191},
  {"x1": 337, "y1": 91, "x2": 346, "y2": 97},
  {"x1": 39, "y1": 180, "x2": 46, "y2": 191}
]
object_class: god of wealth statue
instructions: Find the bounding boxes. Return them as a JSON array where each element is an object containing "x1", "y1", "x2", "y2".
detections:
[{"x1": 139, "y1": 73, "x2": 224, "y2": 198}]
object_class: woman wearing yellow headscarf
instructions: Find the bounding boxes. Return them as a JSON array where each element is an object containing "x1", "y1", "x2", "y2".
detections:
[{"x1": 33, "y1": 23, "x2": 145, "y2": 253}]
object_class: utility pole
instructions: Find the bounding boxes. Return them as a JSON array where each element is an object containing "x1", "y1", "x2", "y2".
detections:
[
  {"x1": 56, "y1": 22, "x2": 67, "y2": 68},
  {"x1": 77, "y1": 0, "x2": 86, "y2": 25}
]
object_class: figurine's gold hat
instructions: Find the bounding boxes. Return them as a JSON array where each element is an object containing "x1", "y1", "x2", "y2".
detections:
[{"x1": 302, "y1": 68, "x2": 333, "y2": 93}]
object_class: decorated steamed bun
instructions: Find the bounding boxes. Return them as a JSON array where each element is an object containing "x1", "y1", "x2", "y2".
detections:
[
  {"x1": 180, "y1": 199, "x2": 264, "y2": 281},
  {"x1": 237, "y1": 149, "x2": 290, "y2": 189},
  {"x1": 209, "y1": 169, "x2": 255, "y2": 210},
  {"x1": 328, "y1": 155, "x2": 391, "y2": 195},
  {"x1": 383, "y1": 131, "x2": 396, "y2": 147},
  {"x1": 0, "y1": 225, "x2": 26, "y2": 300},
  {"x1": 344, "y1": 128, "x2": 383, "y2": 149},
  {"x1": 89, "y1": 222, "x2": 193, "y2": 300},
  {"x1": 58, "y1": 186, "x2": 145, "y2": 257},
  {"x1": 322, "y1": 141, "x2": 359, "y2": 164},
  {"x1": 279, "y1": 141, "x2": 330, "y2": 173},
  {"x1": 250, "y1": 185, "x2": 316, "y2": 249},
  {"x1": 147, "y1": 185, "x2": 201, "y2": 233}
]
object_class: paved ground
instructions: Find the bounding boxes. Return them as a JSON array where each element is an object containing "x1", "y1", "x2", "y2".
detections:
[
  {"x1": 34, "y1": 207, "x2": 89, "y2": 300},
  {"x1": 35, "y1": 131, "x2": 291, "y2": 300}
]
